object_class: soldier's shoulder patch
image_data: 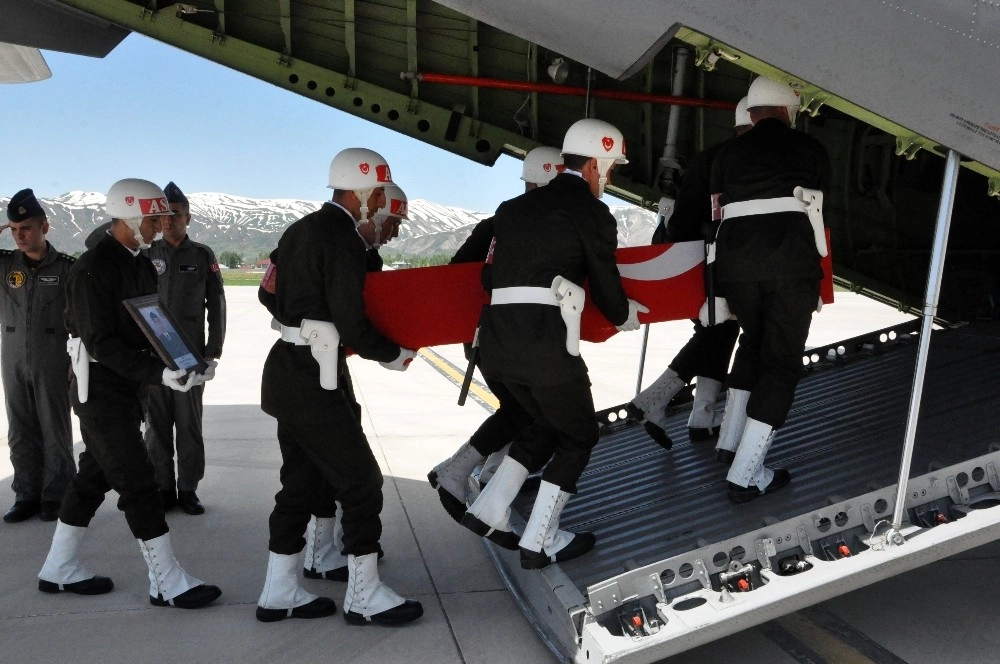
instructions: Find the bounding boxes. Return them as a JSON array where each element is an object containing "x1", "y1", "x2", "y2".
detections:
[
  {"x1": 6, "y1": 270, "x2": 26, "y2": 289},
  {"x1": 210, "y1": 262, "x2": 220, "y2": 272}
]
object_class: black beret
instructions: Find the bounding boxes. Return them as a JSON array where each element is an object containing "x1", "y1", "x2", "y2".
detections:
[
  {"x1": 6, "y1": 188, "x2": 45, "y2": 222},
  {"x1": 163, "y1": 181, "x2": 189, "y2": 205}
]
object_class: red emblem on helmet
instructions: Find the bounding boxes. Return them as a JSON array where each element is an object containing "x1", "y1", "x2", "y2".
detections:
[
  {"x1": 359, "y1": 163, "x2": 370, "y2": 175},
  {"x1": 376, "y1": 164, "x2": 392, "y2": 183},
  {"x1": 543, "y1": 163, "x2": 552, "y2": 172},
  {"x1": 601, "y1": 136, "x2": 615, "y2": 152},
  {"x1": 390, "y1": 199, "x2": 407, "y2": 216},
  {"x1": 125, "y1": 196, "x2": 135, "y2": 206}
]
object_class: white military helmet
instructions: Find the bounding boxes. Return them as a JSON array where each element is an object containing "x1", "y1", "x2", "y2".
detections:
[
  {"x1": 520, "y1": 146, "x2": 564, "y2": 185},
  {"x1": 561, "y1": 118, "x2": 628, "y2": 164},
  {"x1": 746, "y1": 76, "x2": 800, "y2": 126},
  {"x1": 371, "y1": 184, "x2": 408, "y2": 248},
  {"x1": 561, "y1": 118, "x2": 628, "y2": 198},
  {"x1": 105, "y1": 178, "x2": 172, "y2": 219},
  {"x1": 327, "y1": 147, "x2": 394, "y2": 222},
  {"x1": 734, "y1": 96, "x2": 751, "y2": 128},
  {"x1": 105, "y1": 178, "x2": 173, "y2": 249}
]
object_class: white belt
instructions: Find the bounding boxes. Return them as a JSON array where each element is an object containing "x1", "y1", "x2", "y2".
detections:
[
  {"x1": 721, "y1": 196, "x2": 805, "y2": 220},
  {"x1": 491, "y1": 286, "x2": 559, "y2": 306},
  {"x1": 279, "y1": 325, "x2": 308, "y2": 345}
]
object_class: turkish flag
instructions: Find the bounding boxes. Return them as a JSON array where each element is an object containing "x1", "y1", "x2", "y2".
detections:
[{"x1": 362, "y1": 235, "x2": 833, "y2": 349}]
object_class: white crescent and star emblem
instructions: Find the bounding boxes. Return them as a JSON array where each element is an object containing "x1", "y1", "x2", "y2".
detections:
[{"x1": 616, "y1": 241, "x2": 704, "y2": 281}]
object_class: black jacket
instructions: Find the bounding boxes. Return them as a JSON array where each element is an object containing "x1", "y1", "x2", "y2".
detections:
[
  {"x1": 653, "y1": 141, "x2": 727, "y2": 245},
  {"x1": 261, "y1": 203, "x2": 401, "y2": 416},
  {"x1": 65, "y1": 235, "x2": 164, "y2": 414},
  {"x1": 451, "y1": 216, "x2": 495, "y2": 264},
  {"x1": 478, "y1": 173, "x2": 629, "y2": 385},
  {"x1": 711, "y1": 118, "x2": 830, "y2": 281}
]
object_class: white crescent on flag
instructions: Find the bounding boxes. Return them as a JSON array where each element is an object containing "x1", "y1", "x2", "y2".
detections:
[{"x1": 617, "y1": 240, "x2": 704, "y2": 281}]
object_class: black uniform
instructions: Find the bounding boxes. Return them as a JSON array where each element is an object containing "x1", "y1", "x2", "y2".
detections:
[
  {"x1": 142, "y1": 236, "x2": 226, "y2": 495},
  {"x1": 0, "y1": 244, "x2": 76, "y2": 505},
  {"x1": 652, "y1": 141, "x2": 740, "y2": 385},
  {"x1": 261, "y1": 202, "x2": 402, "y2": 556},
  {"x1": 711, "y1": 117, "x2": 830, "y2": 426},
  {"x1": 449, "y1": 216, "x2": 532, "y2": 457},
  {"x1": 59, "y1": 234, "x2": 171, "y2": 541},
  {"x1": 479, "y1": 172, "x2": 629, "y2": 491}
]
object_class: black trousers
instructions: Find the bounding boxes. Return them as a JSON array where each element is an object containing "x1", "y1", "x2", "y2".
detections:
[
  {"x1": 721, "y1": 277, "x2": 819, "y2": 428},
  {"x1": 469, "y1": 373, "x2": 534, "y2": 457},
  {"x1": 265, "y1": 363, "x2": 383, "y2": 557},
  {"x1": 60, "y1": 410, "x2": 169, "y2": 542},
  {"x1": 669, "y1": 319, "x2": 741, "y2": 383},
  {"x1": 142, "y1": 383, "x2": 205, "y2": 493},
  {"x1": 308, "y1": 370, "x2": 362, "y2": 521},
  {"x1": 504, "y1": 377, "x2": 599, "y2": 494}
]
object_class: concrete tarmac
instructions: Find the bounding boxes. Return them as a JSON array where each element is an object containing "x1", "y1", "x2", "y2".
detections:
[{"x1": 1, "y1": 286, "x2": 998, "y2": 664}]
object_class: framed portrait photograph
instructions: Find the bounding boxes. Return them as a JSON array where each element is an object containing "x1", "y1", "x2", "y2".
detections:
[{"x1": 123, "y1": 295, "x2": 208, "y2": 375}]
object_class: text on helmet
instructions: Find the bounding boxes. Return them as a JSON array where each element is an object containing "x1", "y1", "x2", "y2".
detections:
[{"x1": 139, "y1": 197, "x2": 169, "y2": 215}]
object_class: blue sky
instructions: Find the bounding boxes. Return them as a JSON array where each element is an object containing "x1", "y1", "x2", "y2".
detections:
[{"x1": 3, "y1": 34, "x2": 526, "y2": 212}]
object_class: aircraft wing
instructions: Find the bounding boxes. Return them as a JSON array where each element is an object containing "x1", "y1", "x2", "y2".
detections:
[
  {"x1": 0, "y1": 42, "x2": 50, "y2": 83},
  {"x1": 0, "y1": 0, "x2": 128, "y2": 58}
]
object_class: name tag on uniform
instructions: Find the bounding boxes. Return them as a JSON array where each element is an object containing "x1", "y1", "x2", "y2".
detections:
[
  {"x1": 38, "y1": 275, "x2": 61, "y2": 286},
  {"x1": 180, "y1": 264, "x2": 198, "y2": 273}
]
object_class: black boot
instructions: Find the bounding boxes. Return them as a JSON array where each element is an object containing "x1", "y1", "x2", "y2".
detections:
[
  {"x1": 4, "y1": 500, "x2": 40, "y2": 523},
  {"x1": 39, "y1": 576, "x2": 114, "y2": 595},
  {"x1": 643, "y1": 421, "x2": 673, "y2": 450},
  {"x1": 177, "y1": 491, "x2": 205, "y2": 515},
  {"x1": 151, "y1": 584, "x2": 222, "y2": 608},
  {"x1": 727, "y1": 469, "x2": 791, "y2": 504},
  {"x1": 257, "y1": 596, "x2": 338, "y2": 622}
]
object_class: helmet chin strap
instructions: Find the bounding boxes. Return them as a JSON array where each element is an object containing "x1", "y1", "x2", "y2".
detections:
[
  {"x1": 595, "y1": 158, "x2": 616, "y2": 198},
  {"x1": 788, "y1": 106, "x2": 798, "y2": 129},
  {"x1": 370, "y1": 212, "x2": 389, "y2": 248},
  {"x1": 354, "y1": 188, "x2": 375, "y2": 227},
  {"x1": 123, "y1": 218, "x2": 150, "y2": 249}
]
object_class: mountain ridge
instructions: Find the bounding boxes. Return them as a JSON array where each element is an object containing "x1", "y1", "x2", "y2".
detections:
[{"x1": 0, "y1": 192, "x2": 658, "y2": 258}]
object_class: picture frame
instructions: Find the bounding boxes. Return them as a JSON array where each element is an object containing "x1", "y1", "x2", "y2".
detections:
[{"x1": 123, "y1": 294, "x2": 208, "y2": 375}]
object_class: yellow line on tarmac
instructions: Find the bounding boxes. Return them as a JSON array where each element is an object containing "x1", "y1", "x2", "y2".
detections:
[
  {"x1": 418, "y1": 348, "x2": 499, "y2": 410},
  {"x1": 773, "y1": 612, "x2": 883, "y2": 664}
]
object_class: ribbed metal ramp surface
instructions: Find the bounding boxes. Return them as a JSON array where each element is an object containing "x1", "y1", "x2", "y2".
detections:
[{"x1": 511, "y1": 320, "x2": 1000, "y2": 595}]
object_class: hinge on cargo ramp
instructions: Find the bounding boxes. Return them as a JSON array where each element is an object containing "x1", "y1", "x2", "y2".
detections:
[
  {"x1": 946, "y1": 474, "x2": 971, "y2": 505},
  {"x1": 754, "y1": 537, "x2": 776, "y2": 570},
  {"x1": 589, "y1": 559, "x2": 710, "y2": 616},
  {"x1": 986, "y1": 461, "x2": 1000, "y2": 492}
]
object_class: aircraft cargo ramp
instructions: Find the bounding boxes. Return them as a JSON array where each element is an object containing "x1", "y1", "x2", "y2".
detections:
[{"x1": 482, "y1": 319, "x2": 1000, "y2": 663}]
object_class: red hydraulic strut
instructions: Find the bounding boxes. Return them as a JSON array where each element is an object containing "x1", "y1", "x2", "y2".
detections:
[{"x1": 402, "y1": 72, "x2": 737, "y2": 111}]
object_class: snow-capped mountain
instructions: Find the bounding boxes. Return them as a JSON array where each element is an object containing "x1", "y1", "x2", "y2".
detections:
[{"x1": 0, "y1": 192, "x2": 657, "y2": 258}]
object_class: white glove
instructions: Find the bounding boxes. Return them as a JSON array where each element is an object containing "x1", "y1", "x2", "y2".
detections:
[
  {"x1": 816, "y1": 296, "x2": 824, "y2": 313},
  {"x1": 185, "y1": 360, "x2": 218, "y2": 388},
  {"x1": 698, "y1": 297, "x2": 734, "y2": 326},
  {"x1": 615, "y1": 299, "x2": 649, "y2": 332},
  {"x1": 201, "y1": 359, "x2": 218, "y2": 381},
  {"x1": 161, "y1": 368, "x2": 194, "y2": 393},
  {"x1": 380, "y1": 348, "x2": 418, "y2": 371}
]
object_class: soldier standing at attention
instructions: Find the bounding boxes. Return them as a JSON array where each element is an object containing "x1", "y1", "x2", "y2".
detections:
[
  {"x1": 143, "y1": 182, "x2": 226, "y2": 515},
  {"x1": 1, "y1": 189, "x2": 76, "y2": 523}
]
